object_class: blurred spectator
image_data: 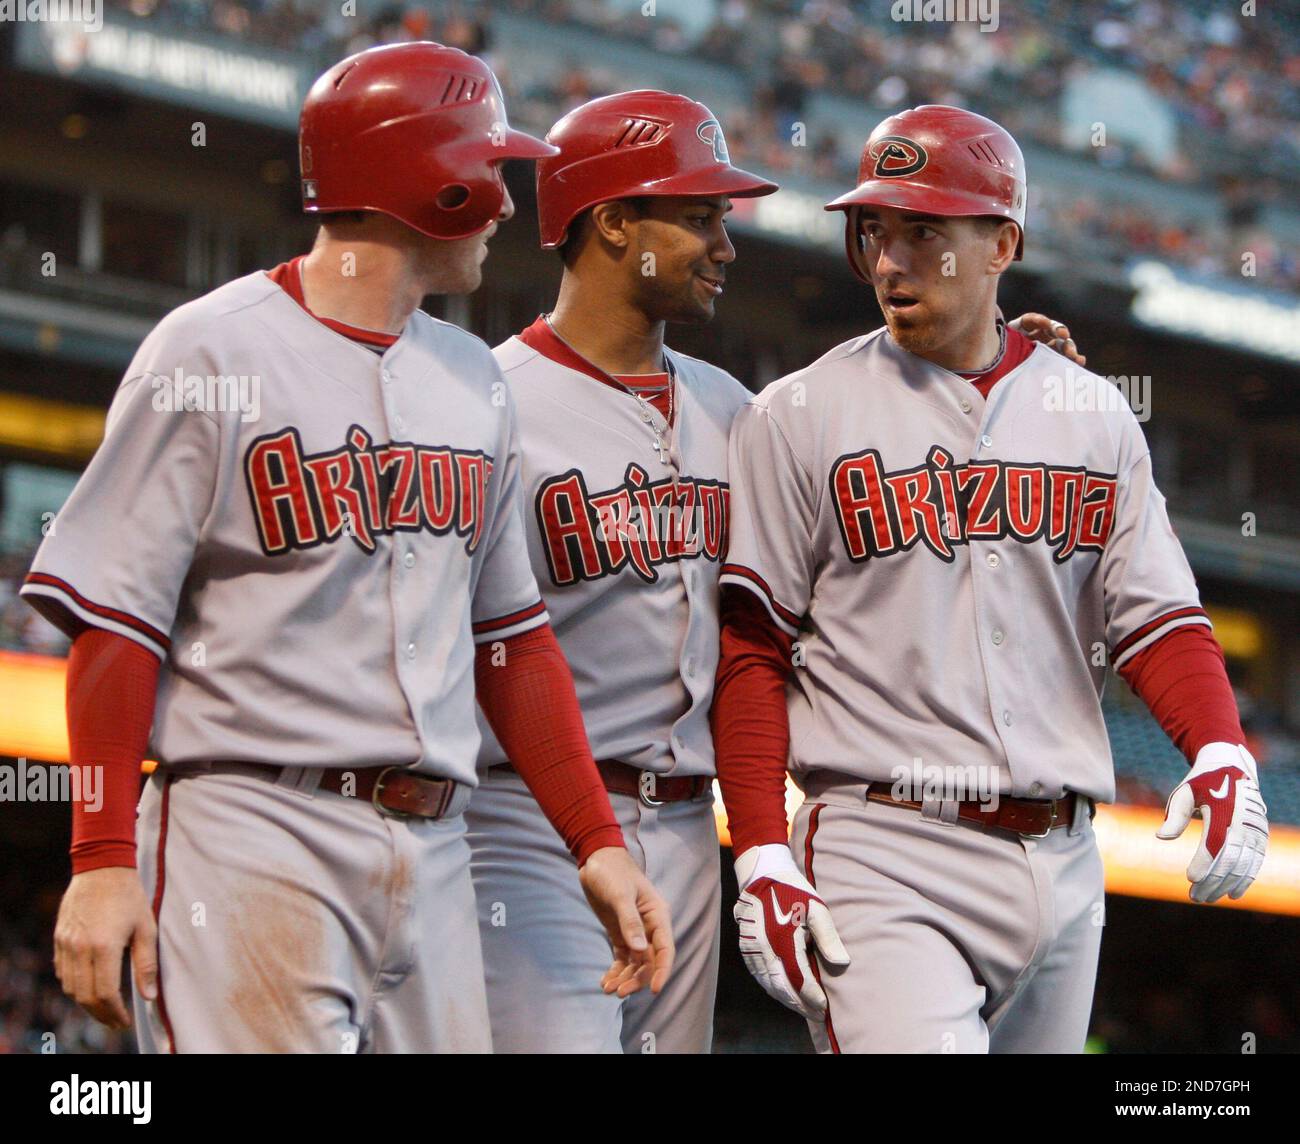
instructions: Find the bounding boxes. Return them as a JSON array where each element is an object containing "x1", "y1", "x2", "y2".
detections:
[
  {"x1": 0, "y1": 550, "x2": 70, "y2": 655},
  {"x1": 97, "y1": 0, "x2": 1300, "y2": 294}
]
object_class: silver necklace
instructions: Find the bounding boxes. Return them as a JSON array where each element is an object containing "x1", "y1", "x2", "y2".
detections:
[
  {"x1": 543, "y1": 314, "x2": 675, "y2": 466},
  {"x1": 964, "y1": 319, "x2": 1008, "y2": 377}
]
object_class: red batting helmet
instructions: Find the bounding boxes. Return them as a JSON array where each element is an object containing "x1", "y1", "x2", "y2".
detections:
[
  {"x1": 536, "y1": 90, "x2": 778, "y2": 249},
  {"x1": 299, "y1": 42, "x2": 557, "y2": 241},
  {"x1": 825, "y1": 105, "x2": 1027, "y2": 280}
]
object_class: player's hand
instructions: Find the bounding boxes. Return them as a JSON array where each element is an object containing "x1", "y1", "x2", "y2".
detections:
[
  {"x1": 1010, "y1": 313, "x2": 1086, "y2": 366},
  {"x1": 53, "y1": 866, "x2": 158, "y2": 1030},
  {"x1": 733, "y1": 843, "x2": 850, "y2": 1021},
  {"x1": 1157, "y1": 743, "x2": 1269, "y2": 903},
  {"x1": 579, "y1": 845, "x2": 675, "y2": 997}
]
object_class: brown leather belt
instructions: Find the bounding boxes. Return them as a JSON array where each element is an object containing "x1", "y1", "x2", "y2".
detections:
[
  {"x1": 498, "y1": 759, "x2": 711, "y2": 806},
  {"x1": 207, "y1": 762, "x2": 459, "y2": 820},
  {"x1": 866, "y1": 782, "x2": 1083, "y2": 838},
  {"x1": 595, "y1": 759, "x2": 712, "y2": 806},
  {"x1": 321, "y1": 766, "x2": 458, "y2": 819}
]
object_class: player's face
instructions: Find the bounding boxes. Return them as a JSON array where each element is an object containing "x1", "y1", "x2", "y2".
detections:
[
  {"x1": 854, "y1": 206, "x2": 1009, "y2": 356},
  {"x1": 627, "y1": 196, "x2": 736, "y2": 324},
  {"x1": 423, "y1": 179, "x2": 515, "y2": 294}
]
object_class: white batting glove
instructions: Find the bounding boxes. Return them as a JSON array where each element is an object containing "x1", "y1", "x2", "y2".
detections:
[
  {"x1": 1157, "y1": 743, "x2": 1269, "y2": 904},
  {"x1": 733, "y1": 844, "x2": 850, "y2": 1021}
]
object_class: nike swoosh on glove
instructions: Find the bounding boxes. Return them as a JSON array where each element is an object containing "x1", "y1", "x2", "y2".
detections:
[
  {"x1": 733, "y1": 843, "x2": 850, "y2": 1021},
  {"x1": 1157, "y1": 742, "x2": 1269, "y2": 903}
]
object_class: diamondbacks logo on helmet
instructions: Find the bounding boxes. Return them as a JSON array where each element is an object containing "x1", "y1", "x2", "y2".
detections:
[
  {"x1": 696, "y1": 118, "x2": 731, "y2": 164},
  {"x1": 870, "y1": 136, "x2": 927, "y2": 178}
]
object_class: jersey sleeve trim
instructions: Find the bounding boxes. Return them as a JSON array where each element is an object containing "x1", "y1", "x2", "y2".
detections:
[
  {"x1": 19, "y1": 573, "x2": 171, "y2": 659},
  {"x1": 1111, "y1": 605, "x2": 1211, "y2": 669},
  {"x1": 471, "y1": 599, "x2": 549, "y2": 644},
  {"x1": 719, "y1": 563, "x2": 802, "y2": 638}
]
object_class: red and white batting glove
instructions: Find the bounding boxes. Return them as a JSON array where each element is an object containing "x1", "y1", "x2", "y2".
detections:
[
  {"x1": 1157, "y1": 743, "x2": 1269, "y2": 904},
  {"x1": 733, "y1": 844, "x2": 850, "y2": 1021}
]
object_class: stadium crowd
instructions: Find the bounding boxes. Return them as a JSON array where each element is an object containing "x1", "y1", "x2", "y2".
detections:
[{"x1": 99, "y1": 0, "x2": 1300, "y2": 292}]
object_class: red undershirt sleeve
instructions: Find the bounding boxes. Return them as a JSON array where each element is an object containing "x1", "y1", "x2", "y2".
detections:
[
  {"x1": 1116, "y1": 624, "x2": 1245, "y2": 763},
  {"x1": 712, "y1": 586, "x2": 797, "y2": 855},
  {"x1": 475, "y1": 624, "x2": 625, "y2": 865},
  {"x1": 66, "y1": 628, "x2": 160, "y2": 874}
]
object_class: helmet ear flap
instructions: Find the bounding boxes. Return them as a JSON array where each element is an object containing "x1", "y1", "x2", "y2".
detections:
[{"x1": 844, "y1": 205, "x2": 872, "y2": 284}]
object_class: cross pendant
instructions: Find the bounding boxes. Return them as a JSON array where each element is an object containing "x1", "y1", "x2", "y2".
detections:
[{"x1": 653, "y1": 432, "x2": 670, "y2": 465}]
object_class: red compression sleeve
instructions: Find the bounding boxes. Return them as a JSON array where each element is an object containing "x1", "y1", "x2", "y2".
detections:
[
  {"x1": 66, "y1": 628, "x2": 160, "y2": 874},
  {"x1": 712, "y1": 586, "x2": 796, "y2": 854},
  {"x1": 475, "y1": 625, "x2": 625, "y2": 865},
  {"x1": 1117, "y1": 624, "x2": 1244, "y2": 762}
]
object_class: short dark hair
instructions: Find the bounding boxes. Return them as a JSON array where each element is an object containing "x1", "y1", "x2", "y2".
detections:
[{"x1": 557, "y1": 197, "x2": 655, "y2": 265}]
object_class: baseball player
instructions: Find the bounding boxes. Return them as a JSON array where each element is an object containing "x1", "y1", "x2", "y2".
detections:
[
  {"x1": 463, "y1": 90, "x2": 776, "y2": 1054},
  {"x1": 22, "y1": 43, "x2": 672, "y2": 1054},
  {"x1": 712, "y1": 106, "x2": 1269, "y2": 1054},
  {"x1": 464, "y1": 91, "x2": 1090, "y2": 1054}
]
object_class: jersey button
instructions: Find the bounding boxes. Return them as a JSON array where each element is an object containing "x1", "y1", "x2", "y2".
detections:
[
  {"x1": 685, "y1": 657, "x2": 696, "y2": 676},
  {"x1": 1003, "y1": 710, "x2": 1013, "y2": 726},
  {"x1": 991, "y1": 628, "x2": 1004, "y2": 645},
  {"x1": 403, "y1": 552, "x2": 415, "y2": 568},
  {"x1": 980, "y1": 434, "x2": 993, "y2": 449},
  {"x1": 960, "y1": 398, "x2": 972, "y2": 413},
  {"x1": 382, "y1": 370, "x2": 392, "y2": 385},
  {"x1": 986, "y1": 552, "x2": 1000, "y2": 568},
  {"x1": 406, "y1": 642, "x2": 417, "y2": 660},
  {"x1": 1029, "y1": 781, "x2": 1043, "y2": 796}
]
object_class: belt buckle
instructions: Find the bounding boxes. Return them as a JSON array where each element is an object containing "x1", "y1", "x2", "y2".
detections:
[
  {"x1": 371, "y1": 766, "x2": 414, "y2": 819},
  {"x1": 637, "y1": 771, "x2": 665, "y2": 808},
  {"x1": 1022, "y1": 798, "x2": 1061, "y2": 839}
]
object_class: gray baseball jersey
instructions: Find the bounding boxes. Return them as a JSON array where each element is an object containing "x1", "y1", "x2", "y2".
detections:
[
  {"x1": 477, "y1": 336, "x2": 746, "y2": 777},
  {"x1": 721, "y1": 328, "x2": 1209, "y2": 803},
  {"x1": 467, "y1": 333, "x2": 747, "y2": 1053},
  {"x1": 22, "y1": 268, "x2": 547, "y2": 1052},
  {"x1": 23, "y1": 271, "x2": 547, "y2": 785}
]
